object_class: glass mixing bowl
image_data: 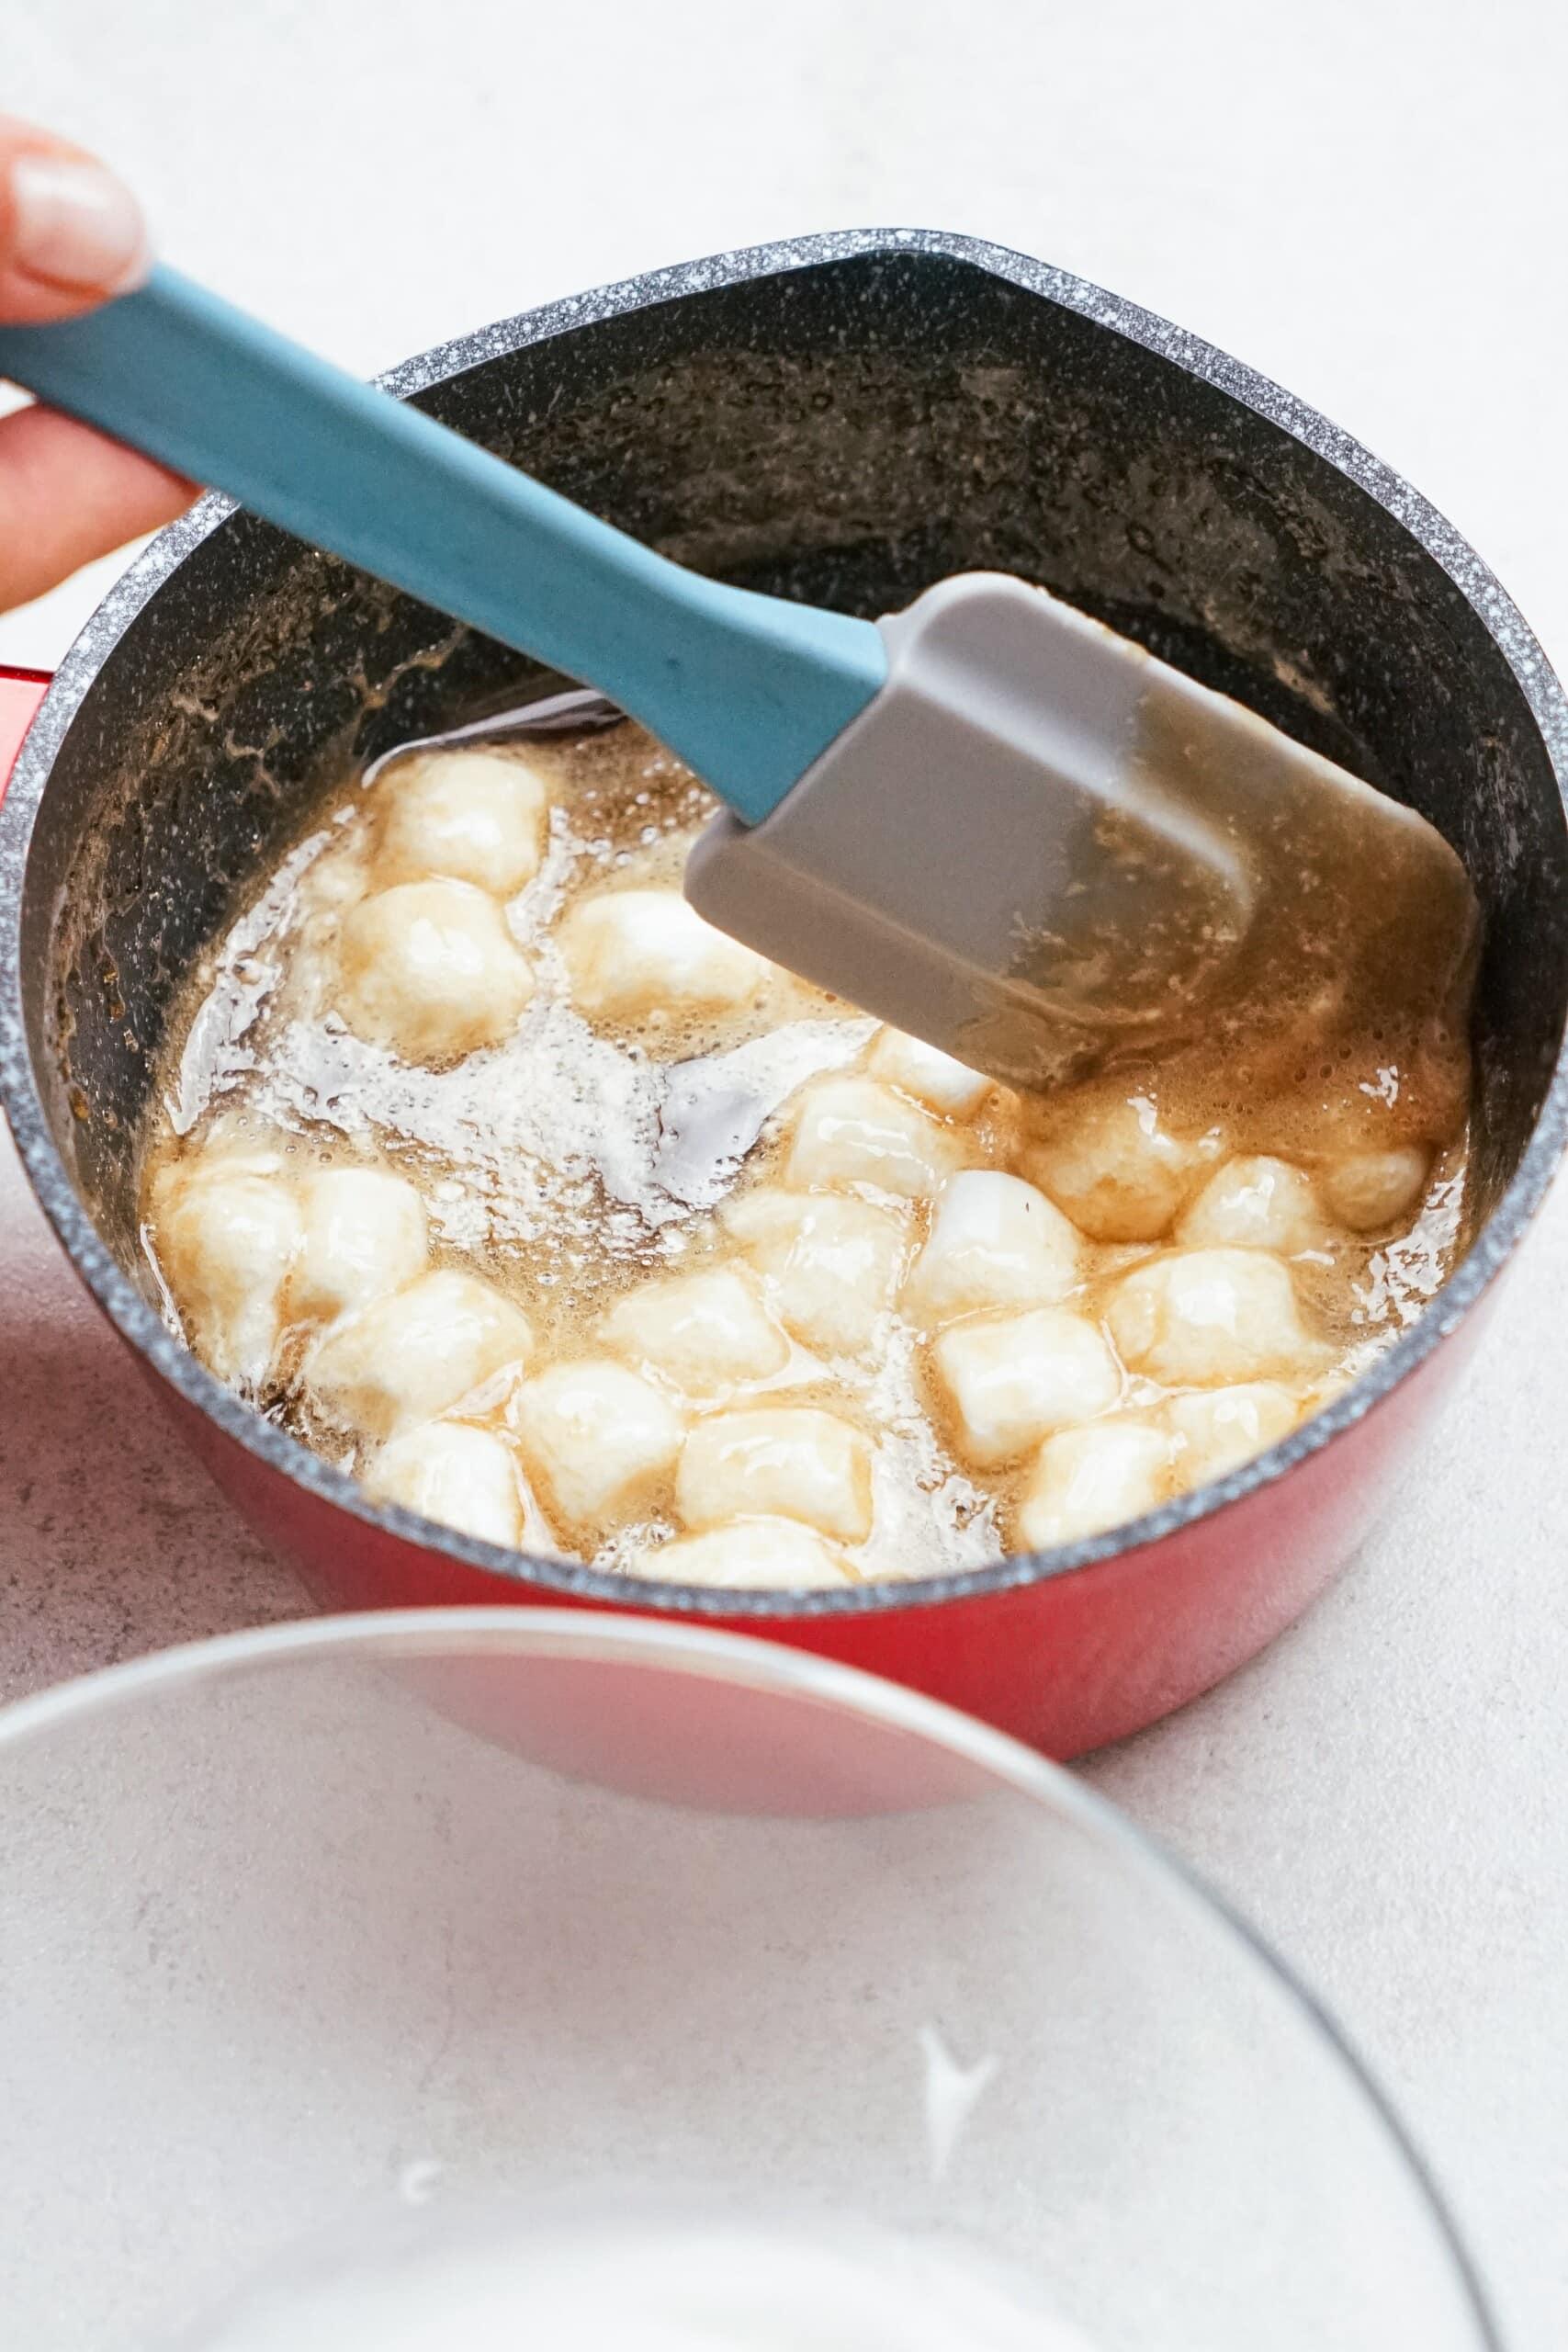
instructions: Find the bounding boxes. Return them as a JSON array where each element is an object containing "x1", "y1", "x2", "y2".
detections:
[{"x1": 0, "y1": 1611, "x2": 1495, "y2": 2350}]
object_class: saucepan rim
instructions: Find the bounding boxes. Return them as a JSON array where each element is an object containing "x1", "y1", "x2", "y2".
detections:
[{"x1": 1, "y1": 225, "x2": 1564, "y2": 1621}]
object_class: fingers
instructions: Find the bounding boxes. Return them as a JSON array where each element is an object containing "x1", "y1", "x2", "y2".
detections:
[
  {"x1": 0, "y1": 115, "x2": 149, "y2": 325},
  {"x1": 0, "y1": 118, "x2": 189, "y2": 610},
  {"x1": 0, "y1": 404, "x2": 190, "y2": 609}
]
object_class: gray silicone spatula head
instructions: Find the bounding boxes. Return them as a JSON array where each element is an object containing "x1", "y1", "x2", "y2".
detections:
[{"x1": 685, "y1": 572, "x2": 1477, "y2": 1091}]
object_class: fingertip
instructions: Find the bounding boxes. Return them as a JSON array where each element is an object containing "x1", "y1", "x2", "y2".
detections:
[{"x1": 0, "y1": 121, "x2": 149, "y2": 320}]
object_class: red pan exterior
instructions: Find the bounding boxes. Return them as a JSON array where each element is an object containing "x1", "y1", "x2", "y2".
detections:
[{"x1": 0, "y1": 671, "x2": 46, "y2": 782}]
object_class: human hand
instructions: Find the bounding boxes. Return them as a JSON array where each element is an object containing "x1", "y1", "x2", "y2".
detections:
[{"x1": 0, "y1": 116, "x2": 192, "y2": 614}]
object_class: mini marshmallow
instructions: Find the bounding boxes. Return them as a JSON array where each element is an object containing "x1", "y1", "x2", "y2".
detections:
[
  {"x1": 513, "y1": 1358, "x2": 683, "y2": 1531},
  {"x1": 1177, "y1": 1156, "x2": 1324, "y2": 1254},
  {"x1": 868, "y1": 1025, "x2": 991, "y2": 1115},
  {"x1": 151, "y1": 1136, "x2": 287, "y2": 1205},
  {"x1": 638, "y1": 1516, "x2": 858, "y2": 1589},
  {"x1": 375, "y1": 748, "x2": 549, "y2": 897},
  {"x1": 158, "y1": 1166, "x2": 302, "y2": 1386},
  {"x1": 1108, "y1": 1249, "x2": 1314, "y2": 1386},
  {"x1": 364, "y1": 1420, "x2": 525, "y2": 1550},
  {"x1": 292, "y1": 1167, "x2": 429, "y2": 1324},
  {"x1": 785, "y1": 1077, "x2": 965, "y2": 1201},
  {"x1": 334, "y1": 878, "x2": 534, "y2": 1062},
  {"x1": 676, "y1": 1407, "x2": 874, "y2": 1543},
  {"x1": 904, "y1": 1170, "x2": 1080, "y2": 1326},
  {"x1": 1322, "y1": 1147, "x2": 1432, "y2": 1232},
  {"x1": 602, "y1": 1265, "x2": 789, "y2": 1400},
  {"x1": 1016, "y1": 1419, "x2": 1172, "y2": 1549},
  {"x1": 1024, "y1": 1093, "x2": 1218, "y2": 1242},
  {"x1": 931, "y1": 1307, "x2": 1121, "y2": 1467},
  {"x1": 1165, "y1": 1382, "x2": 1301, "y2": 1487},
  {"x1": 558, "y1": 888, "x2": 769, "y2": 1022},
  {"x1": 308, "y1": 1268, "x2": 534, "y2": 1438},
  {"x1": 723, "y1": 1187, "x2": 908, "y2": 1356}
]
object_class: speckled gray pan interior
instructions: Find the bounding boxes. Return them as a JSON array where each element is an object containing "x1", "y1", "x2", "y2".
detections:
[{"x1": 2, "y1": 228, "x2": 1566, "y2": 1616}]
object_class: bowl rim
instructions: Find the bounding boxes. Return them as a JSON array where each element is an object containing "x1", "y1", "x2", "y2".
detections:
[
  {"x1": 0, "y1": 1603, "x2": 1503, "y2": 2347},
  {"x1": 2, "y1": 223, "x2": 1566, "y2": 1622}
]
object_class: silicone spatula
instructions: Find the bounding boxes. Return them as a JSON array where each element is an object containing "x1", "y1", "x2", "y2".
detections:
[{"x1": 0, "y1": 266, "x2": 1472, "y2": 1089}]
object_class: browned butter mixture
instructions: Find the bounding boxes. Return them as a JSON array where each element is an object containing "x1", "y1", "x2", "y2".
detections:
[{"x1": 138, "y1": 720, "x2": 1477, "y2": 1588}]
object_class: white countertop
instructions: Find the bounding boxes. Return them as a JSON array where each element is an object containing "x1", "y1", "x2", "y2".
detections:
[{"x1": 3, "y1": 3, "x2": 1565, "y2": 2343}]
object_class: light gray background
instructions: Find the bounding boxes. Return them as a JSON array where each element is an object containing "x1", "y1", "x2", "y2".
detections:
[{"x1": 1, "y1": 5, "x2": 1563, "y2": 2346}]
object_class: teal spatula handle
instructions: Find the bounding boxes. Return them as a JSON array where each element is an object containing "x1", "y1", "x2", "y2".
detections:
[{"x1": 0, "y1": 266, "x2": 886, "y2": 822}]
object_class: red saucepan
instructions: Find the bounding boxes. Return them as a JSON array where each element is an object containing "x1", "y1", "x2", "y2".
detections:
[{"x1": 2, "y1": 232, "x2": 1565, "y2": 1757}]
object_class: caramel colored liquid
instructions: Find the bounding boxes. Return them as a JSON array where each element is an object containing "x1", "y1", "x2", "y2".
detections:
[{"x1": 140, "y1": 721, "x2": 1475, "y2": 1580}]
